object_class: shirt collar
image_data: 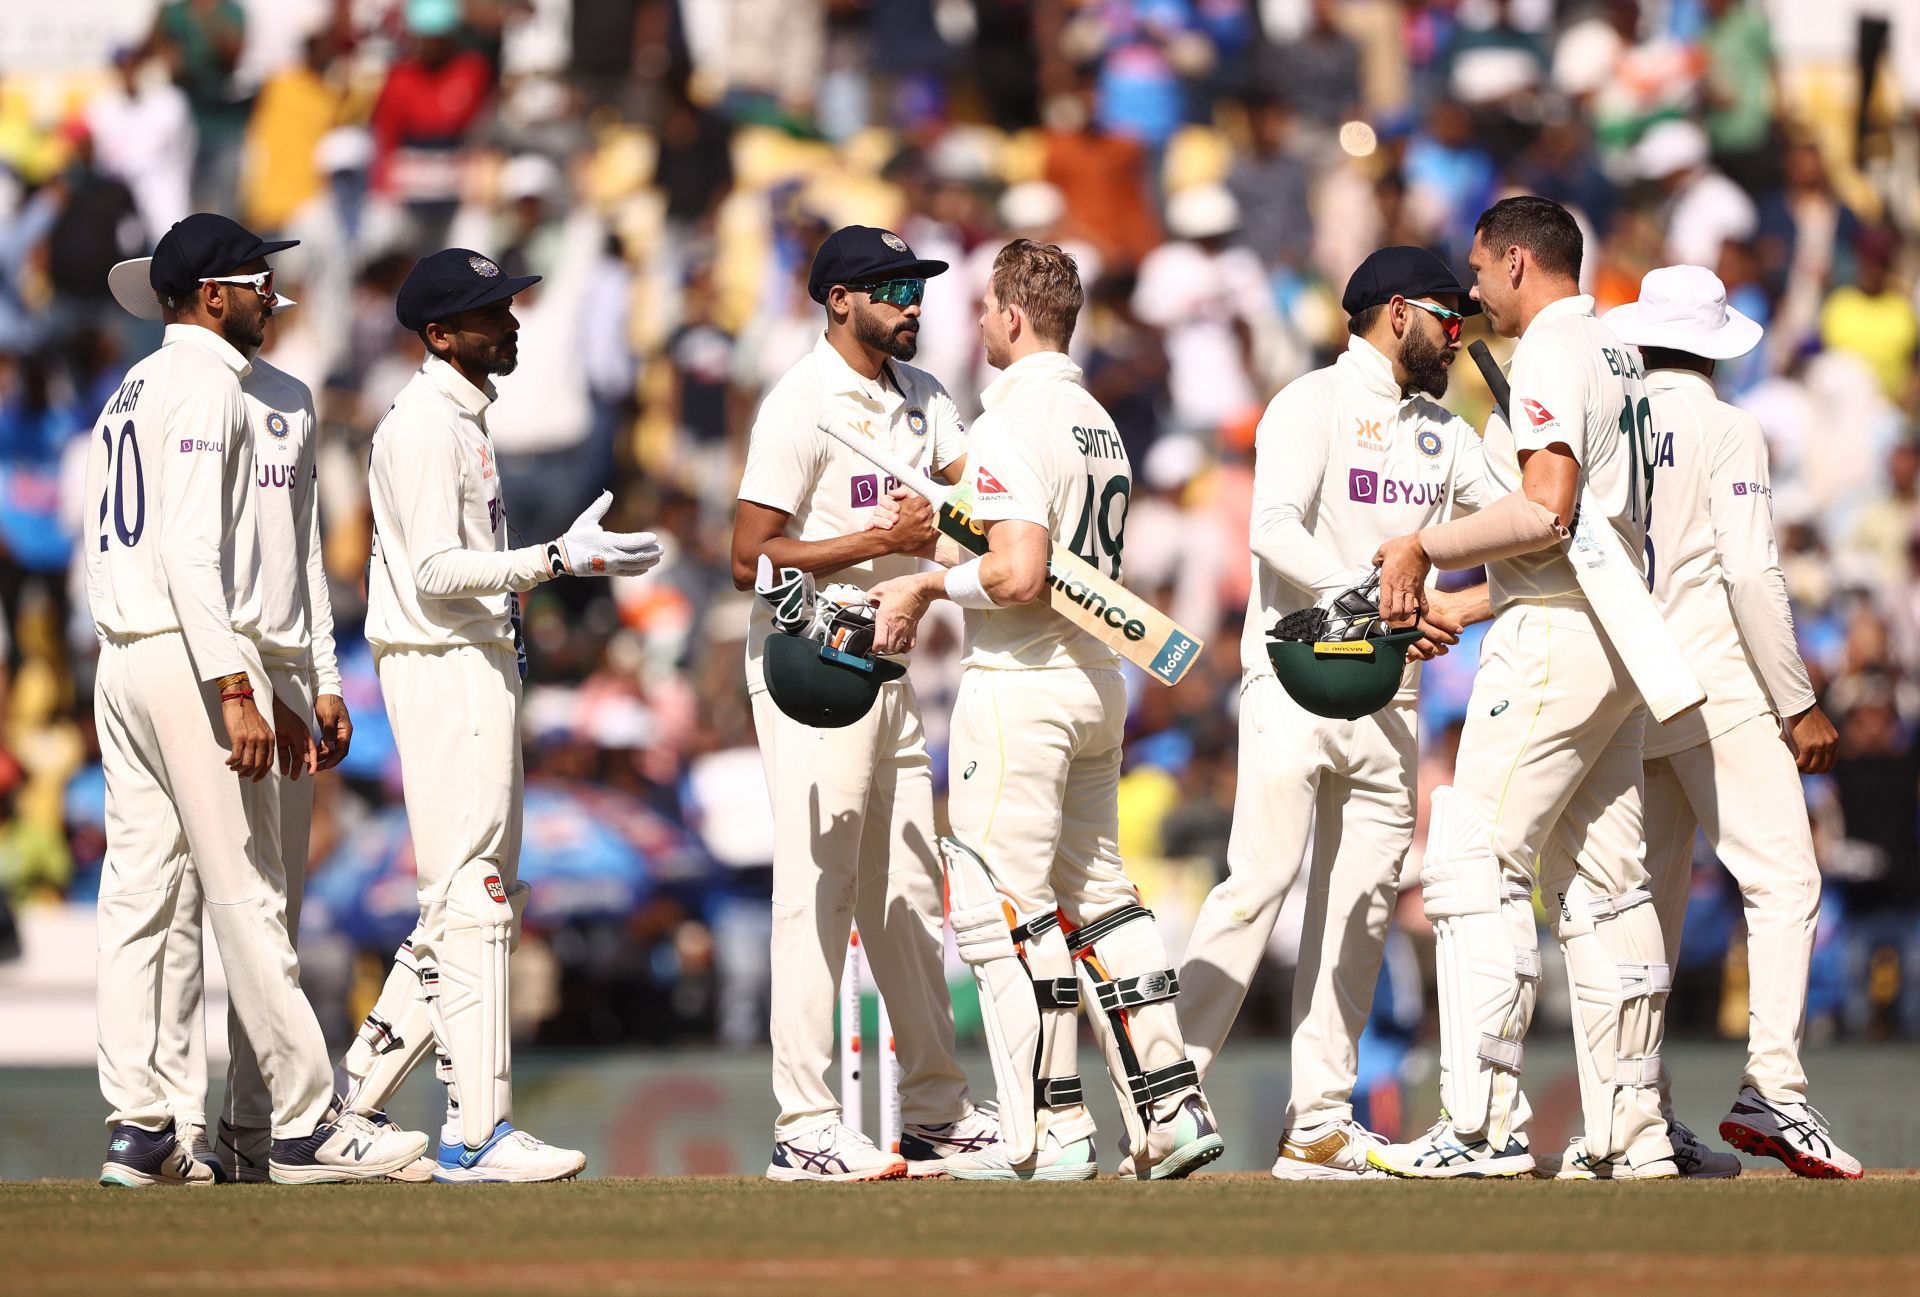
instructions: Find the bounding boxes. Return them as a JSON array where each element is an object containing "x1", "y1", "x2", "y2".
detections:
[
  {"x1": 421, "y1": 353, "x2": 496, "y2": 415},
  {"x1": 811, "y1": 332, "x2": 895, "y2": 403},
  {"x1": 1336, "y1": 334, "x2": 1405, "y2": 402},
  {"x1": 1643, "y1": 367, "x2": 1717, "y2": 398},
  {"x1": 163, "y1": 323, "x2": 252, "y2": 379},
  {"x1": 1528, "y1": 293, "x2": 1596, "y2": 331},
  {"x1": 981, "y1": 349, "x2": 1083, "y2": 409}
]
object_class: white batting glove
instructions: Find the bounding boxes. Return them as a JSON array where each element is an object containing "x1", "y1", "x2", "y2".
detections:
[{"x1": 547, "y1": 491, "x2": 662, "y2": 578}]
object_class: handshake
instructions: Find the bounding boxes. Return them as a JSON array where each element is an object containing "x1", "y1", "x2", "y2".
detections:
[{"x1": 545, "y1": 491, "x2": 663, "y2": 579}]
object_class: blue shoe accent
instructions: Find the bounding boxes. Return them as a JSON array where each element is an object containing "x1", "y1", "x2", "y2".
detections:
[
  {"x1": 269, "y1": 1125, "x2": 334, "y2": 1167},
  {"x1": 768, "y1": 1142, "x2": 795, "y2": 1171},
  {"x1": 897, "y1": 1127, "x2": 947, "y2": 1162},
  {"x1": 437, "y1": 1120, "x2": 516, "y2": 1171},
  {"x1": 100, "y1": 1122, "x2": 180, "y2": 1184}
]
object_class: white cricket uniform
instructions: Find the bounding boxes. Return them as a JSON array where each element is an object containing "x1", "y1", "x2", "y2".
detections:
[
  {"x1": 363, "y1": 355, "x2": 554, "y2": 1138},
  {"x1": 1432, "y1": 294, "x2": 1671, "y2": 1165},
  {"x1": 1176, "y1": 336, "x2": 1485, "y2": 1132},
  {"x1": 86, "y1": 324, "x2": 332, "y2": 1140},
  {"x1": 1640, "y1": 368, "x2": 1819, "y2": 1105},
  {"x1": 154, "y1": 359, "x2": 340, "y2": 1138},
  {"x1": 738, "y1": 334, "x2": 971, "y2": 1139}
]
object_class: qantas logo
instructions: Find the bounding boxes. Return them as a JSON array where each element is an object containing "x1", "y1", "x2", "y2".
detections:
[
  {"x1": 976, "y1": 467, "x2": 1009, "y2": 496},
  {"x1": 1519, "y1": 398, "x2": 1556, "y2": 428}
]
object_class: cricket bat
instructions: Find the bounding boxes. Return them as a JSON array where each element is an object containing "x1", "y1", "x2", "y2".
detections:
[
  {"x1": 1468, "y1": 342, "x2": 1704, "y2": 723},
  {"x1": 817, "y1": 421, "x2": 1205, "y2": 686}
]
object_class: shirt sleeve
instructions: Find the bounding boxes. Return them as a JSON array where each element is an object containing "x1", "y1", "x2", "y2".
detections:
[
  {"x1": 1708, "y1": 409, "x2": 1816, "y2": 717},
  {"x1": 381, "y1": 418, "x2": 549, "y2": 598},
  {"x1": 158, "y1": 374, "x2": 251, "y2": 682},
  {"x1": 737, "y1": 396, "x2": 818, "y2": 515},
  {"x1": 1445, "y1": 416, "x2": 1490, "y2": 516},
  {"x1": 1507, "y1": 332, "x2": 1592, "y2": 461},
  {"x1": 926, "y1": 383, "x2": 968, "y2": 477},
  {"x1": 1249, "y1": 381, "x2": 1356, "y2": 598},
  {"x1": 967, "y1": 413, "x2": 1052, "y2": 528},
  {"x1": 297, "y1": 402, "x2": 341, "y2": 695}
]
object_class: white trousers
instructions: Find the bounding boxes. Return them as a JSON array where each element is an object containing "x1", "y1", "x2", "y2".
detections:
[
  {"x1": 750, "y1": 682, "x2": 968, "y2": 1140},
  {"x1": 1645, "y1": 712, "x2": 1818, "y2": 1104},
  {"x1": 1179, "y1": 673, "x2": 1417, "y2": 1129},
  {"x1": 153, "y1": 663, "x2": 316, "y2": 1131},
  {"x1": 94, "y1": 633, "x2": 331, "y2": 1138}
]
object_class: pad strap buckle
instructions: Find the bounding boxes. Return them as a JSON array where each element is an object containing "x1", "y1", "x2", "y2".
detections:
[
  {"x1": 1614, "y1": 1054, "x2": 1662, "y2": 1087},
  {"x1": 1035, "y1": 1075, "x2": 1085, "y2": 1109},
  {"x1": 1478, "y1": 1033, "x2": 1523, "y2": 1073},
  {"x1": 1034, "y1": 977, "x2": 1080, "y2": 1010},
  {"x1": 1514, "y1": 948, "x2": 1542, "y2": 980},
  {"x1": 1617, "y1": 962, "x2": 1673, "y2": 997},
  {"x1": 1588, "y1": 887, "x2": 1653, "y2": 922},
  {"x1": 1011, "y1": 911, "x2": 1060, "y2": 945},
  {"x1": 1064, "y1": 904, "x2": 1153, "y2": 953},
  {"x1": 1093, "y1": 968, "x2": 1180, "y2": 1014},
  {"x1": 1125, "y1": 1058, "x2": 1199, "y2": 1108}
]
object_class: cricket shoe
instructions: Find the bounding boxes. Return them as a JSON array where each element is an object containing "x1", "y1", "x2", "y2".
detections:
[
  {"x1": 359, "y1": 1111, "x2": 436, "y2": 1182},
  {"x1": 179, "y1": 1121, "x2": 229, "y2": 1183},
  {"x1": 434, "y1": 1121, "x2": 587, "y2": 1183},
  {"x1": 1116, "y1": 1095, "x2": 1226, "y2": 1180},
  {"x1": 1668, "y1": 1120, "x2": 1741, "y2": 1178},
  {"x1": 941, "y1": 1126, "x2": 1099, "y2": 1181},
  {"x1": 268, "y1": 1112, "x2": 432, "y2": 1184},
  {"x1": 1719, "y1": 1086, "x2": 1862, "y2": 1179},
  {"x1": 99, "y1": 1121, "x2": 217, "y2": 1187},
  {"x1": 1271, "y1": 1118, "x2": 1389, "y2": 1180},
  {"x1": 766, "y1": 1122, "x2": 907, "y2": 1182},
  {"x1": 1367, "y1": 1116, "x2": 1534, "y2": 1179},
  {"x1": 899, "y1": 1106, "x2": 1004, "y2": 1178},
  {"x1": 1553, "y1": 1137, "x2": 1679, "y2": 1180},
  {"x1": 217, "y1": 1119, "x2": 270, "y2": 1184}
]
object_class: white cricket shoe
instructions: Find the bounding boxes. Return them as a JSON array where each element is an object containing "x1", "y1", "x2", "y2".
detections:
[
  {"x1": 433, "y1": 1120, "x2": 587, "y2": 1183},
  {"x1": 178, "y1": 1122, "x2": 228, "y2": 1184},
  {"x1": 99, "y1": 1122, "x2": 216, "y2": 1187},
  {"x1": 765, "y1": 1122, "x2": 907, "y2": 1182},
  {"x1": 1720, "y1": 1086, "x2": 1862, "y2": 1179},
  {"x1": 1271, "y1": 1118, "x2": 1389, "y2": 1180},
  {"x1": 1553, "y1": 1136, "x2": 1680, "y2": 1180},
  {"x1": 941, "y1": 1126, "x2": 1099, "y2": 1181},
  {"x1": 1115, "y1": 1095, "x2": 1226, "y2": 1180},
  {"x1": 898, "y1": 1106, "x2": 1005, "y2": 1178},
  {"x1": 268, "y1": 1112, "x2": 432, "y2": 1184},
  {"x1": 1667, "y1": 1119, "x2": 1741, "y2": 1178},
  {"x1": 1368, "y1": 1116, "x2": 1535, "y2": 1179}
]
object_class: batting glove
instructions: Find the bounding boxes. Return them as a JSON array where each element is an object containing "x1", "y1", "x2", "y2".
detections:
[{"x1": 547, "y1": 491, "x2": 662, "y2": 578}]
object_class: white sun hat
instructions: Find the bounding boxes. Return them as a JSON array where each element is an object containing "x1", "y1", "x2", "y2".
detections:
[
  {"x1": 109, "y1": 257, "x2": 297, "y2": 320},
  {"x1": 1166, "y1": 183, "x2": 1240, "y2": 241},
  {"x1": 1601, "y1": 264, "x2": 1762, "y2": 360},
  {"x1": 1633, "y1": 118, "x2": 1710, "y2": 180}
]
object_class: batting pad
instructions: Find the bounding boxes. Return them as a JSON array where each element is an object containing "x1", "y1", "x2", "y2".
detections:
[
  {"x1": 942, "y1": 836, "x2": 1042, "y2": 1165},
  {"x1": 1421, "y1": 787, "x2": 1538, "y2": 1144},
  {"x1": 1027, "y1": 923, "x2": 1097, "y2": 1147},
  {"x1": 341, "y1": 927, "x2": 438, "y2": 1114},
  {"x1": 435, "y1": 861, "x2": 517, "y2": 1150},
  {"x1": 1067, "y1": 905, "x2": 1197, "y2": 1154},
  {"x1": 1555, "y1": 876, "x2": 1672, "y2": 1164}
]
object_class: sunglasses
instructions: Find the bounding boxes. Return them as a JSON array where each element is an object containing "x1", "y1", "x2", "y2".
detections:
[
  {"x1": 200, "y1": 270, "x2": 276, "y2": 300},
  {"x1": 853, "y1": 278, "x2": 926, "y2": 309},
  {"x1": 1404, "y1": 297, "x2": 1464, "y2": 342}
]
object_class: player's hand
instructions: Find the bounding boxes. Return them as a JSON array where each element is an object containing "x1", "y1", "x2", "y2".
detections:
[
  {"x1": 1372, "y1": 534, "x2": 1432, "y2": 626},
  {"x1": 1411, "y1": 589, "x2": 1463, "y2": 659},
  {"x1": 271, "y1": 693, "x2": 319, "y2": 781},
  {"x1": 1787, "y1": 704, "x2": 1839, "y2": 775},
  {"x1": 874, "y1": 488, "x2": 939, "y2": 557},
  {"x1": 314, "y1": 692, "x2": 353, "y2": 771},
  {"x1": 869, "y1": 574, "x2": 934, "y2": 654},
  {"x1": 222, "y1": 694, "x2": 274, "y2": 783},
  {"x1": 553, "y1": 491, "x2": 663, "y2": 578},
  {"x1": 868, "y1": 491, "x2": 903, "y2": 532}
]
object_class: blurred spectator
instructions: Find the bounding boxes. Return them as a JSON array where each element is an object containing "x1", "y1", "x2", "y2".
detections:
[
  {"x1": 1041, "y1": 79, "x2": 1162, "y2": 269},
  {"x1": 1225, "y1": 95, "x2": 1313, "y2": 271},
  {"x1": 1636, "y1": 116, "x2": 1758, "y2": 271},
  {"x1": 242, "y1": 32, "x2": 346, "y2": 235},
  {"x1": 1819, "y1": 226, "x2": 1919, "y2": 404},
  {"x1": 1848, "y1": 441, "x2": 1920, "y2": 588},
  {"x1": 148, "y1": 0, "x2": 249, "y2": 211},
  {"x1": 1268, "y1": 0, "x2": 1362, "y2": 131},
  {"x1": 1699, "y1": 0, "x2": 1778, "y2": 186},
  {"x1": 43, "y1": 133, "x2": 143, "y2": 354},
  {"x1": 86, "y1": 49, "x2": 195, "y2": 246},
  {"x1": 664, "y1": 262, "x2": 738, "y2": 522},
  {"x1": 370, "y1": 0, "x2": 495, "y2": 241}
]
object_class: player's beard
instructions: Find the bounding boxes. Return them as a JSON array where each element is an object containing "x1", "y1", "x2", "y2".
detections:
[
  {"x1": 452, "y1": 331, "x2": 519, "y2": 377},
  {"x1": 221, "y1": 298, "x2": 267, "y2": 356},
  {"x1": 1399, "y1": 326, "x2": 1451, "y2": 399},
  {"x1": 854, "y1": 304, "x2": 918, "y2": 362}
]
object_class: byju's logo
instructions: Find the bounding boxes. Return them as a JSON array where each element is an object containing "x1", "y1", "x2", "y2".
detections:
[
  {"x1": 1349, "y1": 468, "x2": 1379, "y2": 503},
  {"x1": 851, "y1": 473, "x2": 901, "y2": 507}
]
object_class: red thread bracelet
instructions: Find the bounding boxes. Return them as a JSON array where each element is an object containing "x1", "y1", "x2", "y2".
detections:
[{"x1": 220, "y1": 687, "x2": 254, "y2": 702}]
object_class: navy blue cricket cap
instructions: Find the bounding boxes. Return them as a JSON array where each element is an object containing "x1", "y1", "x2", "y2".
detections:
[
  {"x1": 1342, "y1": 246, "x2": 1481, "y2": 318},
  {"x1": 395, "y1": 248, "x2": 542, "y2": 331},
  {"x1": 807, "y1": 226, "x2": 948, "y2": 304},
  {"x1": 107, "y1": 213, "x2": 298, "y2": 320}
]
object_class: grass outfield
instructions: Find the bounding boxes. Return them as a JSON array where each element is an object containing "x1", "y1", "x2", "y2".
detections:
[{"x1": 8, "y1": 1173, "x2": 1919, "y2": 1296}]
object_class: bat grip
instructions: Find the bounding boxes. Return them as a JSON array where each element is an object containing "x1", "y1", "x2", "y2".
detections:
[{"x1": 1468, "y1": 340, "x2": 1510, "y2": 419}]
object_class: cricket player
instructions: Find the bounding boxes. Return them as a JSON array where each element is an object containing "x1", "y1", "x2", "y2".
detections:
[
  {"x1": 89, "y1": 214, "x2": 427, "y2": 1185},
  {"x1": 1371, "y1": 196, "x2": 1677, "y2": 1180},
  {"x1": 868, "y1": 239, "x2": 1220, "y2": 1180},
  {"x1": 731, "y1": 225, "x2": 999, "y2": 1181},
  {"x1": 1175, "y1": 246, "x2": 1493, "y2": 1180},
  {"x1": 1604, "y1": 265, "x2": 1861, "y2": 1178},
  {"x1": 341, "y1": 247, "x2": 663, "y2": 1183}
]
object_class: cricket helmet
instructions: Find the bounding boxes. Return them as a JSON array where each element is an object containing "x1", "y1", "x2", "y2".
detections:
[{"x1": 1265, "y1": 573, "x2": 1426, "y2": 721}]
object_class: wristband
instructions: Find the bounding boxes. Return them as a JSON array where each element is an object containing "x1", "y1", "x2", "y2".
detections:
[
  {"x1": 943, "y1": 559, "x2": 1000, "y2": 610},
  {"x1": 221, "y1": 686, "x2": 255, "y2": 702}
]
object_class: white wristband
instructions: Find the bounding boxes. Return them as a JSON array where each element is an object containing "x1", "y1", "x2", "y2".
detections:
[{"x1": 943, "y1": 559, "x2": 1000, "y2": 610}]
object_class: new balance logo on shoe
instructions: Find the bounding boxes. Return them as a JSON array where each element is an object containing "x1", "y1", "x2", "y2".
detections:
[{"x1": 344, "y1": 1137, "x2": 372, "y2": 1162}]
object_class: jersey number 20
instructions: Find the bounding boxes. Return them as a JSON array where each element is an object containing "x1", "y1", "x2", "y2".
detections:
[{"x1": 98, "y1": 420, "x2": 146, "y2": 550}]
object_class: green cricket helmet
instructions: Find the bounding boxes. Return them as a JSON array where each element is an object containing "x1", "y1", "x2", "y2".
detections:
[
  {"x1": 761, "y1": 625, "x2": 906, "y2": 730},
  {"x1": 1266, "y1": 573, "x2": 1426, "y2": 721}
]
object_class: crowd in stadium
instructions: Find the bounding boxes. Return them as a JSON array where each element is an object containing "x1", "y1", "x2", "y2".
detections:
[{"x1": 0, "y1": 0, "x2": 1917, "y2": 1054}]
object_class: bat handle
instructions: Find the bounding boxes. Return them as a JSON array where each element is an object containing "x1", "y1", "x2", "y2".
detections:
[{"x1": 816, "y1": 421, "x2": 947, "y2": 503}]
